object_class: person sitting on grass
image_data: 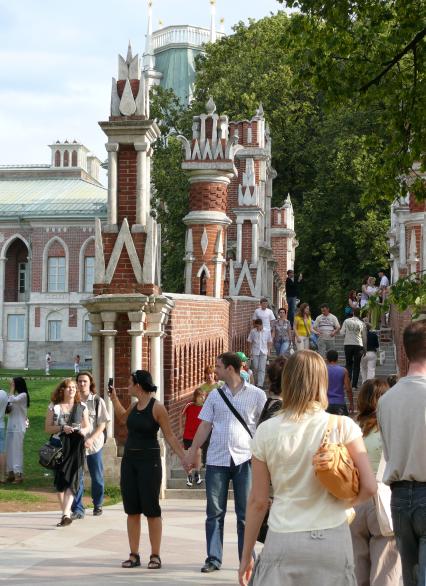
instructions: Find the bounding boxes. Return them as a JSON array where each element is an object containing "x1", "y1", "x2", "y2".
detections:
[{"x1": 180, "y1": 388, "x2": 205, "y2": 487}]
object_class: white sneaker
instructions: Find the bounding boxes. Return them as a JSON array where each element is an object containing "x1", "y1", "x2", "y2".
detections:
[
  {"x1": 186, "y1": 474, "x2": 193, "y2": 487},
  {"x1": 194, "y1": 472, "x2": 203, "y2": 485}
]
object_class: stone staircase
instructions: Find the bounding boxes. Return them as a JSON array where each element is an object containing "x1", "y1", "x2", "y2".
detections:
[{"x1": 164, "y1": 329, "x2": 397, "y2": 499}]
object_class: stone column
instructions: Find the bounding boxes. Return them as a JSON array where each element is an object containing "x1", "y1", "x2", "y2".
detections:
[
  {"x1": 135, "y1": 142, "x2": 148, "y2": 227},
  {"x1": 236, "y1": 219, "x2": 243, "y2": 264},
  {"x1": 106, "y1": 143, "x2": 119, "y2": 225},
  {"x1": 89, "y1": 313, "x2": 103, "y2": 392},
  {"x1": 0, "y1": 257, "x2": 5, "y2": 364},
  {"x1": 399, "y1": 222, "x2": 406, "y2": 267},
  {"x1": 251, "y1": 219, "x2": 259, "y2": 265},
  {"x1": 127, "y1": 310, "x2": 145, "y2": 372},
  {"x1": 146, "y1": 147, "x2": 153, "y2": 218},
  {"x1": 100, "y1": 311, "x2": 117, "y2": 440}
]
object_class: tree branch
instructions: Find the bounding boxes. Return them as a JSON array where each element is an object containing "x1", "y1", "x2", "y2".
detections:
[{"x1": 359, "y1": 27, "x2": 426, "y2": 92}]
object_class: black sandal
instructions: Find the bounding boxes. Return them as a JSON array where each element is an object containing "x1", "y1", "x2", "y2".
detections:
[
  {"x1": 147, "y1": 554, "x2": 162, "y2": 569},
  {"x1": 122, "y1": 553, "x2": 141, "y2": 568},
  {"x1": 56, "y1": 515, "x2": 72, "y2": 527}
]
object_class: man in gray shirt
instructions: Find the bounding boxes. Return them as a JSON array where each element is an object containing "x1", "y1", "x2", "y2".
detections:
[{"x1": 378, "y1": 320, "x2": 426, "y2": 586}]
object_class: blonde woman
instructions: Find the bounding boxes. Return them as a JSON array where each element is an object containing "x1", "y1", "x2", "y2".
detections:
[
  {"x1": 238, "y1": 350, "x2": 377, "y2": 586},
  {"x1": 293, "y1": 303, "x2": 312, "y2": 351},
  {"x1": 45, "y1": 378, "x2": 90, "y2": 527},
  {"x1": 350, "y1": 379, "x2": 402, "y2": 585}
]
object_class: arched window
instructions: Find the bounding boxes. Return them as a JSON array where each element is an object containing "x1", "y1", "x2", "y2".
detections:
[
  {"x1": 54, "y1": 150, "x2": 61, "y2": 167},
  {"x1": 71, "y1": 150, "x2": 78, "y2": 167},
  {"x1": 200, "y1": 270, "x2": 207, "y2": 295},
  {"x1": 84, "y1": 256, "x2": 95, "y2": 292},
  {"x1": 63, "y1": 150, "x2": 69, "y2": 167}
]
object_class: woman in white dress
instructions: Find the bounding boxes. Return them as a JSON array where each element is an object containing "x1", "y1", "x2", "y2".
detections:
[
  {"x1": 238, "y1": 350, "x2": 377, "y2": 586},
  {"x1": 6, "y1": 377, "x2": 30, "y2": 484}
]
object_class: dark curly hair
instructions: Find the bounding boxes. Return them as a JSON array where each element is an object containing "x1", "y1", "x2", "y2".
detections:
[{"x1": 131, "y1": 370, "x2": 157, "y2": 393}]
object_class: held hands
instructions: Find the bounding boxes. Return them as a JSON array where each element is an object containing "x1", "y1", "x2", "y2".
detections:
[
  {"x1": 183, "y1": 449, "x2": 196, "y2": 473},
  {"x1": 63, "y1": 424, "x2": 81, "y2": 435}
]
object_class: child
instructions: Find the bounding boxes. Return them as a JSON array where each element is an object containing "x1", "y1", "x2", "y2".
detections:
[
  {"x1": 236, "y1": 351, "x2": 254, "y2": 384},
  {"x1": 247, "y1": 319, "x2": 272, "y2": 388},
  {"x1": 180, "y1": 388, "x2": 205, "y2": 487}
]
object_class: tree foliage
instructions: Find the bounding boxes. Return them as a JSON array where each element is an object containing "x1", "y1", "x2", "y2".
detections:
[
  {"x1": 279, "y1": 0, "x2": 426, "y2": 200},
  {"x1": 150, "y1": 87, "x2": 191, "y2": 293},
  {"x1": 192, "y1": 13, "x2": 391, "y2": 315}
]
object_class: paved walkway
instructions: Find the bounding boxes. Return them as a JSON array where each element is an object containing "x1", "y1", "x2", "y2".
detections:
[{"x1": 0, "y1": 499, "x2": 260, "y2": 584}]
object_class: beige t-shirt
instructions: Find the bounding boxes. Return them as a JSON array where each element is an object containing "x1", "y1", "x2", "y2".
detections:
[
  {"x1": 251, "y1": 407, "x2": 362, "y2": 533},
  {"x1": 85, "y1": 394, "x2": 111, "y2": 455},
  {"x1": 378, "y1": 375, "x2": 426, "y2": 484},
  {"x1": 363, "y1": 429, "x2": 382, "y2": 475}
]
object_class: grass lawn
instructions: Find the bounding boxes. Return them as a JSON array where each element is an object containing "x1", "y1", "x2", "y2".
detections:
[{"x1": 0, "y1": 369, "x2": 121, "y2": 510}]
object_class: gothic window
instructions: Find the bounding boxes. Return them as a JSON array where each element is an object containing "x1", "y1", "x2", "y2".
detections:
[
  {"x1": 63, "y1": 150, "x2": 69, "y2": 167},
  {"x1": 55, "y1": 150, "x2": 61, "y2": 167},
  {"x1": 71, "y1": 150, "x2": 78, "y2": 167},
  {"x1": 200, "y1": 270, "x2": 207, "y2": 295},
  {"x1": 83, "y1": 319, "x2": 92, "y2": 341},
  {"x1": 48, "y1": 257, "x2": 66, "y2": 292},
  {"x1": 84, "y1": 256, "x2": 95, "y2": 292}
]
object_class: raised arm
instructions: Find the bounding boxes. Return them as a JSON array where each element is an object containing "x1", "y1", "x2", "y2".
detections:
[{"x1": 108, "y1": 387, "x2": 133, "y2": 425}]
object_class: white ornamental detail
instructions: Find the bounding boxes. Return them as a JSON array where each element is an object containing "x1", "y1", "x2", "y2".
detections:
[{"x1": 201, "y1": 227, "x2": 209, "y2": 256}]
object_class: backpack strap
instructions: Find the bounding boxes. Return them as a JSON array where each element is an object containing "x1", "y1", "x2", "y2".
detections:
[
  {"x1": 218, "y1": 387, "x2": 253, "y2": 438},
  {"x1": 94, "y1": 395, "x2": 100, "y2": 423}
]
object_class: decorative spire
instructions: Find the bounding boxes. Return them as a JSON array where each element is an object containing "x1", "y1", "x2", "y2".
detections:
[
  {"x1": 206, "y1": 96, "x2": 216, "y2": 115},
  {"x1": 210, "y1": 0, "x2": 216, "y2": 42},
  {"x1": 144, "y1": 0, "x2": 155, "y2": 70},
  {"x1": 219, "y1": 17, "x2": 225, "y2": 34},
  {"x1": 127, "y1": 41, "x2": 133, "y2": 63}
]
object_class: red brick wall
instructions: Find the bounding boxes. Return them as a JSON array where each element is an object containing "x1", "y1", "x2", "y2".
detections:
[
  {"x1": 229, "y1": 298, "x2": 259, "y2": 356},
  {"x1": 68, "y1": 307, "x2": 77, "y2": 327},
  {"x1": 34, "y1": 307, "x2": 40, "y2": 327},
  {"x1": 189, "y1": 182, "x2": 228, "y2": 212},
  {"x1": 117, "y1": 145, "x2": 137, "y2": 226},
  {"x1": 390, "y1": 305, "x2": 412, "y2": 376},
  {"x1": 163, "y1": 297, "x2": 229, "y2": 434}
]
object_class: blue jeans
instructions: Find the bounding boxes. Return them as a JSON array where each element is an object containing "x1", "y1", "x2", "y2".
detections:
[
  {"x1": 205, "y1": 459, "x2": 252, "y2": 568},
  {"x1": 72, "y1": 449, "x2": 104, "y2": 514},
  {"x1": 287, "y1": 296, "x2": 297, "y2": 327},
  {"x1": 391, "y1": 481, "x2": 426, "y2": 586},
  {"x1": 274, "y1": 339, "x2": 290, "y2": 356}
]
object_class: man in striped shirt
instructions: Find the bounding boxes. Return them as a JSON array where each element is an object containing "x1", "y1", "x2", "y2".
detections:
[{"x1": 185, "y1": 352, "x2": 266, "y2": 573}]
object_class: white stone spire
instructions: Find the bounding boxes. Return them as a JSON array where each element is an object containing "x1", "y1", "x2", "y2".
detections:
[
  {"x1": 144, "y1": 0, "x2": 155, "y2": 70},
  {"x1": 210, "y1": 0, "x2": 216, "y2": 42},
  {"x1": 219, "y1": 17, "x2": 225, "y2": 34}
]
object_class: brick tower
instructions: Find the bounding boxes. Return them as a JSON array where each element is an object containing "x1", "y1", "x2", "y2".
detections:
[
  {"x1": 179, "y1": 98, "x2": 242, "y2": 297},
  {"x1": 82, "y1": 45, "x2": 173, "y2": 480}
]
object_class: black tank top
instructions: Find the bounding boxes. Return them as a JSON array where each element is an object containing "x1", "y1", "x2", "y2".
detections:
[{"x1": 124, "y1": 397, "x2": 160, "y2": 457}]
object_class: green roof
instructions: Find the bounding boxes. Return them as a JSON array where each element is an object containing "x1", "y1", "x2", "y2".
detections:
[
  {"x1": 155, "y1": 46, "x2": 202, "y2": 104},
  {"x1": 0, "y1": 178, "x2": 107, "y2": 218}
]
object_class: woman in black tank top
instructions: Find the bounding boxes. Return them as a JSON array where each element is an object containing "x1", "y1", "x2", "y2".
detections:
[{"x1": 109, "y1": 370, "x2": 186, "y2": 570}]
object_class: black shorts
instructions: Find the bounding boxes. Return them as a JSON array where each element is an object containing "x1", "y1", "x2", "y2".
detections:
[
  {"x1": 183, "y1": 438, "x2": 193, "y2": 450},
  {"x1": 120, "y1": 456, "x2": 162, "y2": 517}
]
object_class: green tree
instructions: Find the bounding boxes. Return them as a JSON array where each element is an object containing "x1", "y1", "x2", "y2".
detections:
[
  {"x1": 279, "y1": 0, "x2": 426, "y2": 200},
  {"x1": 192, "y1": 13, "x2": 391, "y2": 314},
  {"x1": 150, "y1": 87, "x2": 191, "y2": 293}
]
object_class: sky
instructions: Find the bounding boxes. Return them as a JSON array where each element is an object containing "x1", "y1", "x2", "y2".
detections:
[{"x1": 0, "y1": 0, "x2": 285, "y2": 176}]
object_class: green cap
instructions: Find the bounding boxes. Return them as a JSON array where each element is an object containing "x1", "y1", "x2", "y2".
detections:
[{"x1": 236, "y1": 351, "x2": 249, "y2": 363}]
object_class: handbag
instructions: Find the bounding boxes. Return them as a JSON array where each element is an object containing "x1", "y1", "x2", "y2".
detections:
[
  {"x1": 313, "y1": 414, "x2": 360, "y2": 500},
  {"x1": 39, "y1": 437, "x2": 63, "y2": 469},
  {"x1": 374, "y1": 453, "x2": 393, "y2": 536}
]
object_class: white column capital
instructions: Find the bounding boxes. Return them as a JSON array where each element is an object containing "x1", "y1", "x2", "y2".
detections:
[
  {"x1": 134, "y1": 142, "x2": 148, "y2": 152},
  {"x1": 105, "y1": 142, "x2": 119, "y2": 152}
]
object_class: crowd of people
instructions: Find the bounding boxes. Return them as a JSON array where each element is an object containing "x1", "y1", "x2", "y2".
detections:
[{"x1": 5, "y1": 265, "x2": 426, "y2": 585}]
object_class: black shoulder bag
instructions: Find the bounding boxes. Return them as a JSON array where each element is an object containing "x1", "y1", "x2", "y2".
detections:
[{"x1": 217, "y1": 387, "x2": 269, "y2": 543}]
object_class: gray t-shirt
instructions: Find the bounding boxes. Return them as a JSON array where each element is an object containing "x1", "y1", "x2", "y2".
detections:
[
  {"x1": 313, "y1": 313, "x2": 340, "y2": 339},
  {"x1": 378, "y1": 375, "x2": 426, "y2": 484}
]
